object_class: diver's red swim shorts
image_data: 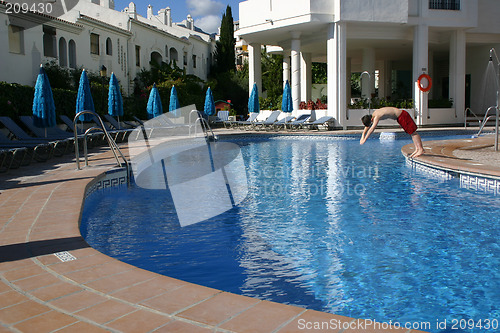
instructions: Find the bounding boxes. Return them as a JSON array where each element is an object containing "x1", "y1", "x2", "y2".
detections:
[{"x1": 397, "y1": 110, "x2": 417, "y2": 135}]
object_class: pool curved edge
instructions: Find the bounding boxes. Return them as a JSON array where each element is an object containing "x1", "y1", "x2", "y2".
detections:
[
  {"x1": 402, "y1": 136, "x2": 500, "y2": 193},
  {"x1": 0, "y1": 145, "x2": 431, "y2": 332}
]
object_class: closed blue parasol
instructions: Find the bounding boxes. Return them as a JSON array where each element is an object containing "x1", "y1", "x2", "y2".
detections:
[
  {"x1": 32, "y1": 65, "x2": 56, "y2": 136},
  {"x1": 204, "y1": 87, "x2": 216, "y2": 117},
  {"x1": 248, "y1": 83, "x2": 259, "y2": 113},
  {"x1": 147, "y1": 83, "x2": 163, "y2": 119},
  {"x1": 281, "y1": 80, "x2": 293, "y2": 113},
  {"x1": 169, "y1": 85, "x2": 180, "y2": 117},
  {"x1": 108, "y1": 72, "x2": 123, "y2": 128},
  {"x1": 76, "y1": 69, "x2": 95, "y2": 121}
]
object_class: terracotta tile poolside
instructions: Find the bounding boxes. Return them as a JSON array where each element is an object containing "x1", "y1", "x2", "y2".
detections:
[
  {"x1": 12, "y1": 310, "x2": 78, "y2": 333},
  {"x1": 3, "y1": 128, "x2": 494, "y2": 332},
  {"x1": 178, "y1": 292, "x2": 260, "y2": 326},
  {"x1": 106, "y1": 309, "x2": 171, "y2": 331}
]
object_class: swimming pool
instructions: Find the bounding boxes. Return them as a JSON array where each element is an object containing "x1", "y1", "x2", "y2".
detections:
[{"x1": 81, "y1": 134, "x2": 500, "y2": 333}]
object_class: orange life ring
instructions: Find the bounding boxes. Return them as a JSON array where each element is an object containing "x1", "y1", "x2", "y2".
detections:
[{"x1": 417, "y1": 74, "x2": 432, "y2": 92}]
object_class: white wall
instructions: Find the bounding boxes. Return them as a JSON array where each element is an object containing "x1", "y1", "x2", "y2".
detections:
[
  {"x1": 340, "y1": 0, "x2": 408, "y2": 23},
  {"x1": 0, "y1": 0, "x2": 215, "y2": 95}
]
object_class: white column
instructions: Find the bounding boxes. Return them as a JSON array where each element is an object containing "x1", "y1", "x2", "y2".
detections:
[
  {"x1": 361, "y1": 47, "x2": 375, "y2": 100},
  {"x1": 291, "y1": 32, "x2": 301, "y2": 112},
  {"x1": 413, "y1": 24, "x2": 429, "y2": 125},
  {"x1": 301, "y1": 52, "x2": 312, "y2": 103},
  {"x1": 283, "y1": 50, "x2": 290, "y2": 88},
  {"x1": 248, "y1": 43, "x2": 262, "y2": 96},
  {"x1": 327, "y1": 22, "x2": 347, "y2": 128},
  {"x1": 450, "y1": 29, "x2": 466, "y2": 123}
]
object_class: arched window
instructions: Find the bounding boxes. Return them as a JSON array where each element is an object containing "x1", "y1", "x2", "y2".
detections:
[
  {"x1": 68, "y1": 39, "x2": 77, "y2": 69},
  {"x1": 106, "y1": 37, "x2": 112, "y2": 56},
  {"x1": 150, "y1": 51, "x2": 162, "y2": 66},
  {"x1": 59, "y1": 37, "x2": 67, "y2": 67},
  {"x1": 169, "y1": 47, "x2": 178, "y2": 65}
]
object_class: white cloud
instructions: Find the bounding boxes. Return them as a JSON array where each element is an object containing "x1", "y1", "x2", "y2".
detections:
[
  {"x1": 186, "y1": 0, "x2": 224, "y2": 17},
  {"x1": 195, "y1": 15, "x2": 221, "y2": 34}
]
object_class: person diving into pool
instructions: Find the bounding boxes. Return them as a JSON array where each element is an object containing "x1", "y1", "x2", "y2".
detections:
[{"x1": 359, "y1": 107, "x2": 425, "y2": 158}]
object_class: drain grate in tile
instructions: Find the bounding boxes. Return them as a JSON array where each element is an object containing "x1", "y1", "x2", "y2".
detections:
[{"x1": 54, "y1": 251, "x2": 77, "y2": 262}]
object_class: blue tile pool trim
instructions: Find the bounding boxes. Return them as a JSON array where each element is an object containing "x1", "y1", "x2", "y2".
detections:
[
  {"x1": 460, "y1": 174, "x2": 500, "y2": 195},
  {"x1": 405, "y1": 157, "x2": 500, "y2": 195},
  {"x1": 85, "y1": 167, "x2": 128, "y2": 197},
  {"x1": 406, "y1": 158, "x2": 456, "y2": 181}
]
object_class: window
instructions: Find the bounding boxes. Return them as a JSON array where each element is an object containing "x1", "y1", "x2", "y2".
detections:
[
  {"x1": 183, "y1": 52, "x2": 187, "y2": 66},
  {"x1": 135, "y1": 45, "x2": 141, "y2": 67},
  {"x1": 192, "y1": 55, "x2": 197, "y2": 68},
  {"x1": 170, "y1": 48, "x2": 178, "y2": 64},
  {"x1": 69, "y1": 40, "x2": 77, "y2": 68},
  {"x1": 429, "y1": 0, "x2": 460, "y2": 10},
  {"x1": 90, "y1": 33, "x2": 100, "y2": 55},
  {"x1": 150, "y1": 52, "x2": 162, "y2": 66},
  {"x1": 106, "y1": 37, "x2": 112, "y2": 55},
  {"x1": 43, "y1": 26, "x2": 57, "y2": 57},
  {"x1": 8, "y1": 25, "x2": 24, "y2": 54},
  {"x1": 59, "y1": 37, "x2": 67, "y2": 67}
]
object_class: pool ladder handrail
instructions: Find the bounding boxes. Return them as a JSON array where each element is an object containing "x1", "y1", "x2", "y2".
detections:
[
  {"x1": 474, "y1": 106, "x2": 497, "y2": 137},
  {"x1": 464, "y1": 107, "x2": 482, "y2": 128},
  {"x1": 73, "y1": 111, "x2": 130, "y2": 181},
  {"x1": 470, "y1": 105, "x2": 499, "y2": 151},
  {"x1": 189, "y1": 110, "x2": 218, "y2": 142}
]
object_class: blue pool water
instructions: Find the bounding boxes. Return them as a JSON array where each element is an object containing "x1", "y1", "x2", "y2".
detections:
[{"x1": 81, "y1": 134, "x2": 500, "y2": 332}]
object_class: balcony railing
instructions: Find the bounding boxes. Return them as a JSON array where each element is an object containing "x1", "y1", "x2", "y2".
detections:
[{"x1": 429, "y1": 0, "x2": 460, "y2": 10}]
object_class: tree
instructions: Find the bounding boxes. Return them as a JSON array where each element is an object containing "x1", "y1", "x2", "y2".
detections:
[
  {"x1": 261, "y1": 49, "x2": 283, "y2": 105},
  {"x1": 214, "y1": 5, "x2": 235, "y2": 73},
  {"x1": 312, "y1": 62, "x2": 327, "y2": 84}
]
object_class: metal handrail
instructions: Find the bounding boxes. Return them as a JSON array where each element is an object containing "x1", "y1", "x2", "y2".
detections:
[
  {"x1": 463, "y1": 108, "x2": 482, "y2": 128},
  {"x1": 189, "y1": 110, "x2": 217, "y2": 141},
  {"x1": 476, "y1": 106, "x2": 497, "y2": 137},
  {"x1": 73, "y1": 111, "x2": 129, "y2": 181},
  {"x1": 83, "y1": 127, "x2": 104, "y2": 167},
  {"x1": 196, "y1": 117, "x2": 217, "y2": 141}
]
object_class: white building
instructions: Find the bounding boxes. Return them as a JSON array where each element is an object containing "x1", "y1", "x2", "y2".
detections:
[
  {"x1": 0, "y1": 0, "x2": 216, "y2": 95},
  {"x1": 237, "y1": 0, "x2": 500, "y2": 128}
]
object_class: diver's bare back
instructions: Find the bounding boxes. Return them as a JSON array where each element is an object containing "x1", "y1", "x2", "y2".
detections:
[{"x1": 372, "y1": 107, "x2": 402, "y2": 120}]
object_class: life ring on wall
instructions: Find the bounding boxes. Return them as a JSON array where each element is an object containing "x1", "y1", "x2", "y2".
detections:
[{"x1": 417, "y1": 74, "x2": 432, "y2": 92}]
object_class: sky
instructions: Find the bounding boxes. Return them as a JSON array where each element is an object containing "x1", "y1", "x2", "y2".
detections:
[{"x1": 113, "y1": 0, "x2": 241, "y2": 34}]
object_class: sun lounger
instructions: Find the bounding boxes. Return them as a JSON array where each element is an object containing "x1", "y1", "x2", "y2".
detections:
[
  {"x1": 302, "y1": 116, "x2": 335, "y2": 130},
  {"x1": 92, "y1": 117, "x2": 135, "y2": 143},
  {"x1": 226, "y1": 113, "x2": 259, "y2": 128},
  {"x1": 0, "y1": 130, "x2": 53, "y2": 163},
  {"x1": 104, "y1": 114, "x2": 136, "y2": 130},
  {"x1": 252, "y1": 111, "x2": 281, "y2": 130},
  {"x1": 0, "y1": 116, "x2": 69, "y2": 156},
  {"x1": 19, "y1": 115, "x2": 73, "y2": 140},
  {"x1": 210, "y1": 110, "x2": 230, "y2": 126},
  {"x1": 272, "y1": 115, "x2": 295, "y2": 130},
  {"x1": 288, "y1": 114, "x2": 311, "y2": 130},
  {"x1": 60, "y1": 115, "x2": 84, "y2": 135},
  {"x1": 0, "y1": 148, "x2": 30, "y2": 172}
]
